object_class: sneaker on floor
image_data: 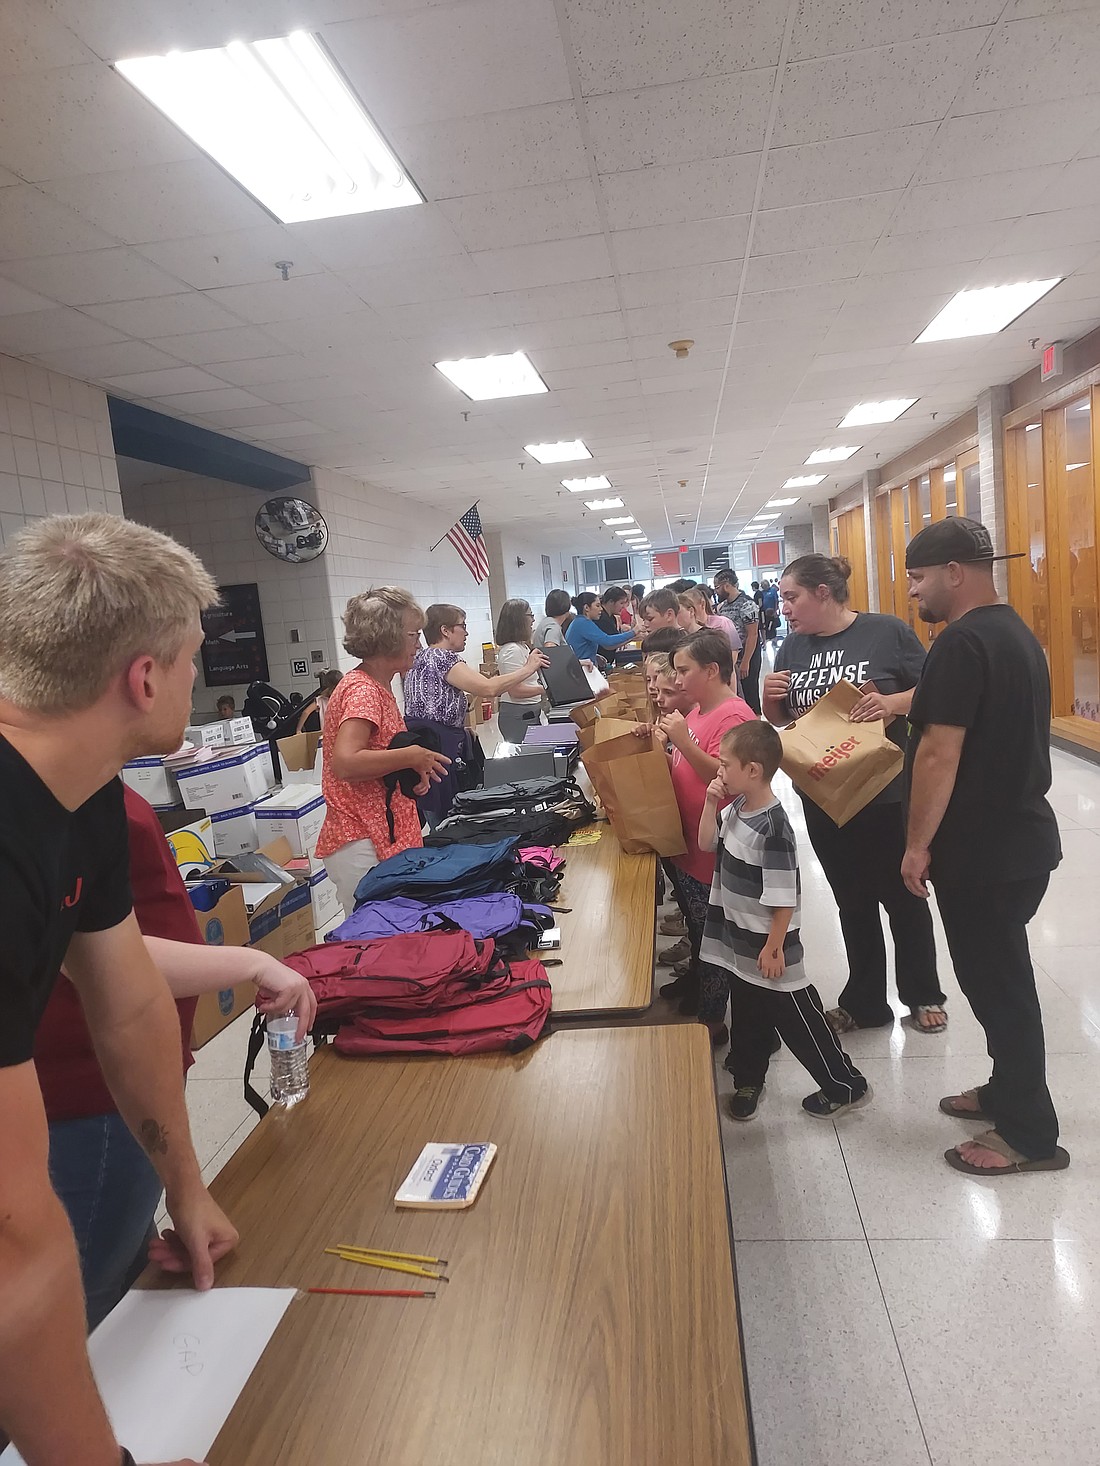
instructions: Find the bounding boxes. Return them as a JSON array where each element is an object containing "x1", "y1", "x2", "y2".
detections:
[
  {"x1": 802, "y1": 1085, "x2": 873, "y2": 1119},
  {"x1": 657, "y1": 935, "x2": 691, "y2": 966},
  {"x1": 728, "y1": 1085, "x2": 764, "y2": 1122},
  {"x1": 658, "y1": 966, "x2": 692, "y2": 998},
  {"x1": 659, "y1": 913, "x2": 686, "y2": 937}
]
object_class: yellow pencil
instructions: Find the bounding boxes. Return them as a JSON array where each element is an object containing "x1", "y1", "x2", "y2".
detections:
[
  {"x1": 324, "y1": 1248, "x2": 448, "y2": 1281},
  {"x1": 334, "y1": 1243, "x2": 448, "y2": 1266}
]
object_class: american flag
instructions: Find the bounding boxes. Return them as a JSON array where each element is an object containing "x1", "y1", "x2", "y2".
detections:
[{"x1": 445, "y1": 503, "x2": 490, "y2": 583}]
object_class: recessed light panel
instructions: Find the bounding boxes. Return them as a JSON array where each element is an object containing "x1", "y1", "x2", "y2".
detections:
[
  {"x1": 603, "y1": 516, "x2": 635, "y2": 525},
  {"x1": 840, "y1": 398, "x2": 917, "y2": 427},
  {"x1": 616, "y1": 528, "x2": 644, "y2": 537},
  {"x1": 584, "y1": 497, "x2": 623, "y2": 510},
  {"x1": 783, "y1": 474, "x2": 826, "y2": 488},
  {"x1": 525, "y1": 439, "x2": 591, "y2": 464},
  {"x1": 116, "y1": 32, "x2": 422, "y2": 223},
  {"x1": 805, "y1": 446, "x2": 860, "y2": 464},
  {"x1": 916, "y1": 279, "x2": 1061, "y2": 342},
  {"x1": 563, "y1": 475, "x2": 611, "y2": 492},
  {"x1": 435, "y1": 351, "x2": 547, "y2": 401},
  {"x1": 765, "y1": 497, "x2": 799, "y2": 507}
]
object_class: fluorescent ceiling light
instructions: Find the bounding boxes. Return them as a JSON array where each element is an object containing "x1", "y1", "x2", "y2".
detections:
[
  {"x1": 563, "y1": 475, "x2": 611, "y2": 493},
  {"x1": 783, "y1": 474, "x2": 826, "y2": 488},
  {"x1": 1067, "y1": 462, "x2": 1088, "y2": 471},
  {"x1": 943, "y1": 466, "x2": 957, "y2": 483},
  {"x1": 616, "y1": 528, "x2": 643, "y2": 537},
  {"x1": 116, "y1": 33, "x2": 421, "y2": 223},
  {"x1": 584, "y1": 496, "x2": 623, "y2": 510},
  {"x1": 916, "y1": 279, "x2": 1061, "y2": 343},
  {"x1": 840, "y1": 398, "x2": 917, "y2": 427},
  {"x1": 765, "y1": 497, "x2": 799, "y2": 507},
  {"x1": 435, "y1": 351, "x2": 547, "y2": 401},
  {"x1": 525, "y1": 439, "x2": 591, "y2": 464},
  {"x1": 753, "y1": 512, "x2": 780, "y2": 521},
  {"x1": 1025, "y1": 423, "x2": 1041, "y2": 431},
  {"x1": 603, "y1": 516, "x2": 635, "y2": 526},
  {"x1": 633, "y1": 543, "x2": 652, "y2": 550},
  {"x1": 805, "y1": 445, "x2": 860, "y2": 464}
]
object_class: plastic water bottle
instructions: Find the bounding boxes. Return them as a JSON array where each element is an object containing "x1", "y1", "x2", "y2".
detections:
[{"x1": 267, "y1": 1012, "x2": 309, "y2": 1107}]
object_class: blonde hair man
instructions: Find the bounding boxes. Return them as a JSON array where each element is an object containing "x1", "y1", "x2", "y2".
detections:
[{"x1": 0, "y1": 514, "x2": 237, "y2": 1466}]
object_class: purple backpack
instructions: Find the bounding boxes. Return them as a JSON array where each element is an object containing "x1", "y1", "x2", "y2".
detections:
[{"x1": 330, "y1": 892, "x2": 552, "y2": 946}]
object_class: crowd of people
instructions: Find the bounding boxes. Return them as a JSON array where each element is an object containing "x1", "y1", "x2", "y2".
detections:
[{"x1": 0, "y1": 511, "x2": 1068, "y2": 1465}]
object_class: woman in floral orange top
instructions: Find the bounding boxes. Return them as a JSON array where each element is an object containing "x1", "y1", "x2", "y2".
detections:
[{"x1": 316, "y1": 587, "x2": 451, "y2": 914}]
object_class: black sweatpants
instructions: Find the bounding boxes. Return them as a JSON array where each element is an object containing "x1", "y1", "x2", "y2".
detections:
[
  {"x1": 740, "y1": 645, "x2": 762, "y2": 716},
  {"x1": 935, "y1": 875, "x2": 1059, "y2": 1159},
  {"x1": 728, "y1": 976, "x2": 868, "y2": 1102},
  {"x1": 801, "y1": 797, "x2": 945, "y2": 1026}
]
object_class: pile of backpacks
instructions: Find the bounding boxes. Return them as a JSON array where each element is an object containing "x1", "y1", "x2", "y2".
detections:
[{"x1": 244, "y1": 779, "x2": 595, "y2": 1113}]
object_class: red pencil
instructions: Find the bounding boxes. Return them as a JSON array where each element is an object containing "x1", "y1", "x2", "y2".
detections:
[{"x1": 307, "y1": 1286, "x2": 435, "y2": 1298}]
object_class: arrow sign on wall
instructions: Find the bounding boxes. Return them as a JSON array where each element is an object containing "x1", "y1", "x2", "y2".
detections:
[{"x1": 219, "y1": 630, "x2": 257, "y2": 642}]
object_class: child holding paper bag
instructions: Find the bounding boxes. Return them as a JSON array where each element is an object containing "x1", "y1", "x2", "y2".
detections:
[{"x1": 699, "y1": 721, "x2": 870, "y2": 1123}]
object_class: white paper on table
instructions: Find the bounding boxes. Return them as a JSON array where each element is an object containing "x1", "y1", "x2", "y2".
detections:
[{"x1": 0, "y1": 1287, "x2": 295, "y2": 1464}]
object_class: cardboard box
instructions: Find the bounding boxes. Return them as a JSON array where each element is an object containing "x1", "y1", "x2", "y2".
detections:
[
  {"x1": 173, "y1": 743, "x2": 273, "y2": 811},
  {"x1": 222, "y1": 717, "x2": 257, "y2": 745},
  {"x1": 307, "y1": 866, "x2": 342, "y2": 933},
  {"x1": 184, "y1": 883, "x2": 254, "y2": 1049},
  {"x1": 166, "y1": 816, "x2": 217, "y2": 875},
  {"x1": 254, "y1": 786, "x2": 326, "y2": 858},
  {"x1": 185, "y1": 721, "x2": 227, "y2": 749},
  {"x1": 208, "y1": 802, "x2": 259, "y2": 859},
  {"x1": 277, "y1": 729, "x2": 323, "y2": 785},
  {"x1": 191, "y1": 837, "x2": 315, "y2": 963},
  {"x1": 122, "y1": 756, "x2": 180, "y2": 807},
  {"x1": 190, "y1": 983, "x2": 256, "y2": 1049}
]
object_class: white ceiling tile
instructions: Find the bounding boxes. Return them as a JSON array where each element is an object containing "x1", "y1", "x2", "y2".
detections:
[
  {"x1": 737, "y1": 282, "x2": 849, "y2": 320},
  {"x1": 988, "y1": 203, "x2": 1100, "y2": 257},
  {"x1": 1, "y1": 247, "x2": 184, "y2": 305},
  {"x1": 42, "y1": 161, "x2": 269, "y2": 245},
  {"x1": 619, "y1": 261, "x2": 744, "y2": 309},
  {"x1": 509, "y1": 311, "x2": 628, "y2": 351},
  {"x1": 566, "y1": 0, "x2": 786, "y2": 94},
  {"x1": 962, "y1": 11, "x2": 1100, "y2": 115},
  {"x1": 439, "y1": 181, "x2": 602, "y2": 252},
  {"x1": 152, "y1": 387, "x2": 276, "y2": 415},
  {"x1": 0, "y1": 276, "x2": 54, "y2": 315},
  {"x1": 104, "y1": 365, "x2": 231, "y2": 396},
  {"x1": 862, "y1": 222, "x2": 1004, "y2": 274},
  {"x1": 762, "y1": 124, "x2": 938, "y2": 209},
  {"x1": 494, "y1": 277, "x2": 621, "y2": 325},
  {"x1": 0, "y1": 1, "x2": 96, "y2": 75},
  {"x1": 752, "y1": 194, "x2": 900, "y2": 255},
  {"x1": 207, "y1": 354, "x2": 313, "y2": 387},
  {"x1": 790, "y1": 0, "x2": 1001, "y2": 60},
  {"x1": 287, "y1": 206, "x2": 467, "y2": 270},
  {"x1": 29, "y1": 339, "x2": 184, "y2": 379},
  {"x1": 0, "y1": 308, "x2": 125, "y2": 356},
  {"x1": 263, "y1": 306, "x2": 395, "y2": 351},
  {"x1": 86, "y1": 293, "x2": 245, "y2": 337},
  {"x1": 773, "y1": 34, "x2": 989, "y2": 148},
  {"x1": 914, "y1": 96, "x2": 1100, "y2": 182},
  {"x1": 600, "y1": 155, "x2": 762, "y2": 231},
  {"x1": 203, "y1": 273, "x2": 364, "y2": 325},
  {"x1": 630, "y1": 325, "x2": 733, "y2": 359},
  {"x1": 135, "y1": 225, "x2": 324, "y2": 291},
  {"x1": 375, "y1": 293, "x2": 511, "y2": 343},
  {"x1": 586, "y1": 72, "x2": 774, "y2": 173},
  {"x1": 341, "y1": 252, "x2": 489, "y2": 308},
  {"x1": 468, "y1": 237, "x2": 613, "y2": 292},
  {"x1": 1029, "y1": 156, "x2": 1100, "y2": 214},
  {"x1": 144, "y1": 326, "x2": 284, "y2": 366},
  {"x1": 391, "y1": 104, "x2": 587, "y2": 197},
  {"x1": 969, "y1": 242, "x2": 1098, "y2": 282},
  {"x1": 745, "y1": 241, "x2": 873, "y2": 293},
  {"x1": 611, "y1": 216, "x2": 750, "y2": 274},
  {"x1": 0, "y1": 64, "x2": 197, "y2": 182},
  {"x1": 623, "y1": 298, "x2": 736, "y2": 337},
  {"x1": 0, "y1": 184, "x2": 121, "y2": 261},
  {"x1": 890, "y1": 166, "x2": 1058, "y2": 230},
  {"x1": 329, "y1": 0, "x2": 570, "y2": 127},
  {"x1": 199, "y1": 404, "x2": 308, "y2": 430}
]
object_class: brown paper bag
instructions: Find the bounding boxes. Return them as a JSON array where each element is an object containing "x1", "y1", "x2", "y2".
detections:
[
  {"x1": 581, "y1": 726, "x2": 687, "y2": 856},
  {"x1": 779, "y1": 680, "x2": 904, "y2": 827}
]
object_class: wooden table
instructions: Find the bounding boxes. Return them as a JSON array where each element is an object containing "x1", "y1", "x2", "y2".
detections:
[
  {"x1": 546, "y1": 823, "x2": 657, "y2": 1018},
  {"x1": 175, "y1": 1024, "x2": 754, "y2": 1466}
]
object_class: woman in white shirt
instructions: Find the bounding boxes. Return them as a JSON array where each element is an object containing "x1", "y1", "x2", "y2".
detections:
[{"x1": 495, "y1": 598, "x2": 545, "y2": 743}]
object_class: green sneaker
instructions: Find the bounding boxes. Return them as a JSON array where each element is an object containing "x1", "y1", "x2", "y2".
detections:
[{"x1": 728, "y1": 1086, "x2": 764, "y2": 1122}]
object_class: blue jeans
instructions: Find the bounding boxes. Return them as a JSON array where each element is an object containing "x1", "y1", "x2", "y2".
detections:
[{"x1": 48, "y1": 1112, "x2": 163, "y2": 1331}]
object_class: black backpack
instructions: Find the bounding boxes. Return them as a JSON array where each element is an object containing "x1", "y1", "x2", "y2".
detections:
[{"x1": 383, "y1": 728, "x2": 442, "y2": 840}]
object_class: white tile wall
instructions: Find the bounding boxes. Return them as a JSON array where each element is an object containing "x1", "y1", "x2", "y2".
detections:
[{"x1": 0, "y1": 349, "x2": 122, "y2": 546}]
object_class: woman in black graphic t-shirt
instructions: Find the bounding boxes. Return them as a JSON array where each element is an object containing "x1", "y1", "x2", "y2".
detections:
[{"x1": 763, "y1": 555, "x2": 948, "y2": 1034}]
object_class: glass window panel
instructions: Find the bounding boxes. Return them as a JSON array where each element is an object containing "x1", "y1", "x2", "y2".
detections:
[
  {"x1": 917, "y1": 473, "x2": 932, "y2": 527},
  {"x1": 961, "y1": 460, "x2": 980, "y2": 517},
  {"x1": 1065, "y1": 398, "x2": 1099, "y2": 721},
  {"x1": 944, "y1": 462, "x2": 959, "y2": 515},
  {"x1": 1023, "y1": 421, "x2": 1049, "y2": 656}
]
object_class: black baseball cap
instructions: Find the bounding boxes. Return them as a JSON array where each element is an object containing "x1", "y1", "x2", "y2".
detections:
[{"x1": 905, "y1": 516, "x2": 1025, "y2": 569}]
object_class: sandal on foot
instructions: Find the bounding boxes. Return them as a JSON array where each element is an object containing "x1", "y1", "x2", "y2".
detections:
[
  {"x1": 944, "y1": 1129, "x2": 1071, "y2": 1176},
  {"x1": 910, "y1": 1004, "x2": 948, "y2": 1033},
  {"x1": 939, "y1": 1089, "x2": 990, "y2": 1122}
]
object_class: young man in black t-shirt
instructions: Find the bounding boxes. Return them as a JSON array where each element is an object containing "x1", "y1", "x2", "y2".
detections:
[
  {"x1": 903, "y1": 517, "x2": 1067, "y2": 1176},
  {"x1": 0, "y1": 513, "x2": 232, "y2": 1466}
]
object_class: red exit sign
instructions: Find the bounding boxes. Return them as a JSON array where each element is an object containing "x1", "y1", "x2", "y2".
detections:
[{"x1": 1041, "y1": 341, "x2": 1064, "y2": 382}]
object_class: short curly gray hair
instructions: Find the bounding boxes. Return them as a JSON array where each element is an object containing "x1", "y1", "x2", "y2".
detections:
[{"x1": 342, "y1": 586, "x2": 424, "y2": 659}]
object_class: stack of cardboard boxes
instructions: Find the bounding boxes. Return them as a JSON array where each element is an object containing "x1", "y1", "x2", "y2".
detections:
[{"x1": 122, "y1": 722, "x2": 343, "y2": 1048}]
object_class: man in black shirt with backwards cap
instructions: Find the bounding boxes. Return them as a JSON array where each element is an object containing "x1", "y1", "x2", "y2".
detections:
[{"x1": 902, "y1": 516, "x2": 1068, "y2": 1176}]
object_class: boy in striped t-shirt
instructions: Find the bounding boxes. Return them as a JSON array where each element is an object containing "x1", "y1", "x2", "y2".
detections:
[{"x1": 699, "y1": 721, "x2": 871, "y2": 1123}]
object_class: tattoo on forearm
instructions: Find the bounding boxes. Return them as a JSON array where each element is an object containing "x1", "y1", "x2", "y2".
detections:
[{"x1": 140, "y1": 1119, "x2": 169, "y2": 1156}]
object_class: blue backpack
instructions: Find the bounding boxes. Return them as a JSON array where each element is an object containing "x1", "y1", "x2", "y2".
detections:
[{"x1": 350, "y1": 837, "x2": 520, "y2": 909}]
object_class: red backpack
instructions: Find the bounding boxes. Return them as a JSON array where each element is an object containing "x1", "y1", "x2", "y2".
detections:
[{"x1": 244, "y1": 930, "x2": 552, "y2": 1115}]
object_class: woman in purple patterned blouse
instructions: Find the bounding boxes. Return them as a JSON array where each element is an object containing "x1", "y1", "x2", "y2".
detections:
[{"x1": 404, "y1": 603, "x2": 547, "y2": 727}]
